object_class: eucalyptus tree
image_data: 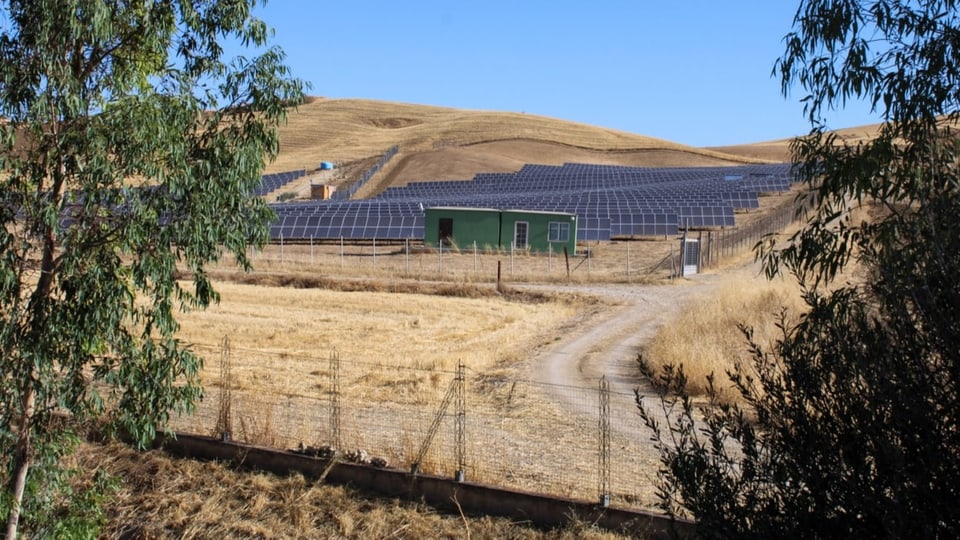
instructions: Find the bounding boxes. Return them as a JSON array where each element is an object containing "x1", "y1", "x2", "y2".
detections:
[
  {"x1": 0, "y1": 1, "x2": 304, "y2": 536},
  {"x1": 637, "y1": 1, "x2": 960, "y2": 537}
]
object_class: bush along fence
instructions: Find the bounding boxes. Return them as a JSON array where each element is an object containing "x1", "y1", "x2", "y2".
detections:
[
  {"x1": 332, "y1": 145, "x2": 399, "y2": 201},
  {"x1": 169, "y1": 341, "x2": 670, "y2": 512}
]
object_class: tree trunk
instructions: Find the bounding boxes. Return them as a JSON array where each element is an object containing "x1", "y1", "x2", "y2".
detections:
[{"x1": 5, "y1": 388, "x2": 35, "y2": 540}]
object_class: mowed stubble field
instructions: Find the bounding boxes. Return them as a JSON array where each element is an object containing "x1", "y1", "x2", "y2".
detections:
[{"x1": 174, "y1": 275, "x2": 597, "y2": 399}]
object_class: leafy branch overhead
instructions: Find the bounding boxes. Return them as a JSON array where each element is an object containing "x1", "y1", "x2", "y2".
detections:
[
  {"x1": 639, "y1": 1, "x2": 960, "y2": 537},
  {"x1": 0, "y1": 1, "x2": 306, "y2": 537}
]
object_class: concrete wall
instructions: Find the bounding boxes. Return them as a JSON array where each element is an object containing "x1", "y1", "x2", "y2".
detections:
[{"x1": 159, "y1": 433, "x2": 695, "y2": 539}]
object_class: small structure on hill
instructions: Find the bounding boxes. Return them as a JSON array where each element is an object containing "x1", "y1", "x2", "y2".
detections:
[
  {"x1": 423, "y1": 207, "x2": 578, "y2": 254},
  {"x1": 319, "y1": 161, "x2": 335, "y2": 170},
  {"x1": 310, "y1": 183, "x2": 336, "y2": 200}
]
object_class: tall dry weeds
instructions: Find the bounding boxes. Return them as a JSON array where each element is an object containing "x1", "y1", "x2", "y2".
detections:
[
  {"x1": 79, "y1": 441, "x2": 629, "y2": 539},
  {"x1": 643, "y1": 273, "x2": 805, "y2": 398}
]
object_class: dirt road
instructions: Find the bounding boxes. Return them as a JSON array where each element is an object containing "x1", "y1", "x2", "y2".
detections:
[{"x1": 525, "y1": 271, "x2": 735, "y2": 396}]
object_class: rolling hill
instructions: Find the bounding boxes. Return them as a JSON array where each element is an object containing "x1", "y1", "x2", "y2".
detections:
[{"x1": 265, "y1": 97, "x2": 797, "y2": 197}]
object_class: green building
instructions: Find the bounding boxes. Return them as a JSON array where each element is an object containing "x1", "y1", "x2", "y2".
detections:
[{"x1": 423, "y1": 207, "x2": 578, "y2": 254}]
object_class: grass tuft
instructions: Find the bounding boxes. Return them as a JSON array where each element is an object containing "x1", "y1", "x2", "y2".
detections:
[{"x1": 643, "y1": 273, "x2": 805, "y2": 399}]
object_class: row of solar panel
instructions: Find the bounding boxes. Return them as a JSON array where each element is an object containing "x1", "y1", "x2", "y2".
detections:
[
  {"x1": 272, "y1": 200, "x2": 735, "y2": 226},
  {"x1": 272, "y1": 214, "x2": 423, "y2": 227},
  {"x1": 376, "y1": 186, "x2": 758, "y2": 204},
  {"x1": 274, "y1": 207, "x2": 736, "y2": 237},
  {"x1": 269, "y1": 223, "x2": 680, "y2": 241},
  {"x1": 264, "y1": 162, "x2": 796, "y2": 241},
  {"x1": 268, "y1": 207, "x2": 722, "y2": 240},
  {"x1": 254, "y1": 170, "x2": 307, "y2": 197},
  {"x1": 383, "y1": 164, "x2": 790, "y2": 198},
  {"x1": 270, "y1": 214, "x2": 424, "y2": 240},
  {"x1": 377, "y1": 186, "x2": 768, "y2": 203},
  {"x1": 271, "y1": 225, "x2": 425, "y2": 240},
  {"x1": 270, "y1": 209, "x2": 703, "y2": 230}
]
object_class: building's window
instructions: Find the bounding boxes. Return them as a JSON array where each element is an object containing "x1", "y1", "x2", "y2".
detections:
[
  {"x1": 548, "y1": 221, "x2": 569, "y2": 243},
  {"x1": 514, "y1": 221, "x2": 529, "y2": 249},
  {"x1": 513, "y1": 221, "x2": 530, "y2": 249}
]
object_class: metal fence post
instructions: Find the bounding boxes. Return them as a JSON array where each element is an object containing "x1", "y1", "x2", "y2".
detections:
[
  {"x1": 329, "y1": 349, "x2": 341, "y2": 450},
  {"x1": 598, "y1": 375, "x2": 611, "y2": 508},
  {"x1": 215, "y1": 336, "x2": 233, "y2": 441},
  {"x1": 455, "y1": 362, "x2": 466, "y2": 482},
  {"x1": 626, "y1": 242, "x2": 631, "y2": 281}
]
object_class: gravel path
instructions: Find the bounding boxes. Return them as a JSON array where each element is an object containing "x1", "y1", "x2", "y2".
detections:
[{"x1": 524, "y1": 272, "x2": 732, "y2": 396}]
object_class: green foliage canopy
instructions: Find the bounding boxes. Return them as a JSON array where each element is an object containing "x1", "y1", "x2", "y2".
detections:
[
  {"x1": 0, "y1": 0, "x2": 305, "y2": 536},
  {"x1": 637, "y1": 1, "x2": 960, "y2": 537}
]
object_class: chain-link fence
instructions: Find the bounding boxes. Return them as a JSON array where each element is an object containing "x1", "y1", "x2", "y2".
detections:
[
  {"x1": 236, "y1": 236, "x2": 678, "y2": 284},
  {"x1": 169, "y1": 343, "x2": 667, "y2": 511},
  {"x1": 700, "y1": 191, "x2": 811, "y2": 269}
]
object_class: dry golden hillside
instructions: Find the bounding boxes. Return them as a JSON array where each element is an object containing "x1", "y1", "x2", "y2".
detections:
[
  {"x1": 707, "y1": 122, "x2": 886, "y2": 162},
  {"x1": 266, "y1": 97, "x2": 785, "y2": 194}
]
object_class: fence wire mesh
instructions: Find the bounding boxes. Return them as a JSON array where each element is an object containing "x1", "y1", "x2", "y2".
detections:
[{"x1": 168, "y1": 345, "x2": 666, "y2": 511}]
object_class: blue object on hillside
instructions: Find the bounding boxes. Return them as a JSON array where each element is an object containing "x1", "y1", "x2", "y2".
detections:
[{"x1": 320, "y1": 161, "x2": 335, "y2": 170}]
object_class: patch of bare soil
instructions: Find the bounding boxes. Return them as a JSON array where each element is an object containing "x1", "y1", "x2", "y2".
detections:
[{"x1": 365, "y1": 117, "x2": 423, "y2": 129}]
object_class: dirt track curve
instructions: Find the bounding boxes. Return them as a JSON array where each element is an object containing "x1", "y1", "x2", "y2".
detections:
[{"x1": 525, "y1": 273, "x2": 729, "y2": 393}]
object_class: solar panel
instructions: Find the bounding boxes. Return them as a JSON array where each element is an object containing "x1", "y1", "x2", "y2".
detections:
[
  {"x1": 265, "y1": 162, "x2": 796, "y2": 241},
  {"x1": 254, "y1": 169, "x2": 307, "y2": 197}
]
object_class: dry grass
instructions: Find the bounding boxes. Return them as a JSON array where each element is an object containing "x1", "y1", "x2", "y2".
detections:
[
  {"x1": 226, "y1": 235, "x2": 684, "y2": 285},
  {"x1": 264, "y1": 97, "x2": 773, "y2": 199},
  {"x1": 642, "y1": 271, "x2": 806, "y2": 398},
  {"x1": 174, "y1": 277, "x2": 587, "y2": 404},
  {"x1": 77, "y1": 441, "x2": 626, "y2": 539},
  {"x1": 270, "y1": 97, "x2": 766, "y2": 173}
]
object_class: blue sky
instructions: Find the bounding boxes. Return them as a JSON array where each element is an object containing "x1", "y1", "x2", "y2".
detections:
[{"x1": 242, "y1": 2, "x2": 880, "y2": 147}]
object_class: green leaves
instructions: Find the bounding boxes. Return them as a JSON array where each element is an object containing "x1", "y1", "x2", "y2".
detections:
[
  {"x1": 0, "y1": 0, "x2": 305, "y2": 535},
  {"x1": 643, "y1": 1, "x2": 960, "y2": 536}
]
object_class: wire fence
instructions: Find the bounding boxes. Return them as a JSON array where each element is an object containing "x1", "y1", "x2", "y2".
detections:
[
  {"x1": 238, "y1": 190, "x2": 807, "y2": 283},
  {"x1": 238, "y1": 237, "x2": 680, "y2": 283},
  {"x1": 700, "y1": 191, "x2": 809, "y2": 269},
  {"x1": 169, "y1": 343, "x2": 668, "y2": 511},
  {"x1": 332, "y1": 145, "x2": 399, "y2": 201}
]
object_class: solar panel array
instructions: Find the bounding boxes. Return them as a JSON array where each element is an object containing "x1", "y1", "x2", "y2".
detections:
[
  {"x1": 255, "y1": 169, "x2": 307, "y2": 197},
  {"x1": 266, "y1": 162, "x2": 795, "y2": 241},
  {"x1": 269, "y1": 201, "x2": 425, "y2": 240}
]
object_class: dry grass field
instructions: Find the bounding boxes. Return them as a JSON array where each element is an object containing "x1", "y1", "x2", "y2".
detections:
[
  {"x1": 73, "y1": 440, "x2": 625, "y2": 539},
  {"x1": 175, "y1": 278, "x2": 592, "y2": 403},
  {"x1": 642, "y1": 270, "x2": 806, "y2": 399},
  {"x1": 85, "y1": 98, "x2": 886, "y2": 536},
  {"x1": 267, "y1": 97, "x2": 770, "y2": 173},
  {"x1": 261, "y1": 97, "x2": 790, "y2": 201}
]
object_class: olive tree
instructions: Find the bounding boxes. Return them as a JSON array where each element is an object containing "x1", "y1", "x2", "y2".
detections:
[
  {"x1": 637, "y1": 1, "x2": 960, "y2": 537},
  {"x1": 0, "y1": 1, "x2": 304, "y2": 537}
]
